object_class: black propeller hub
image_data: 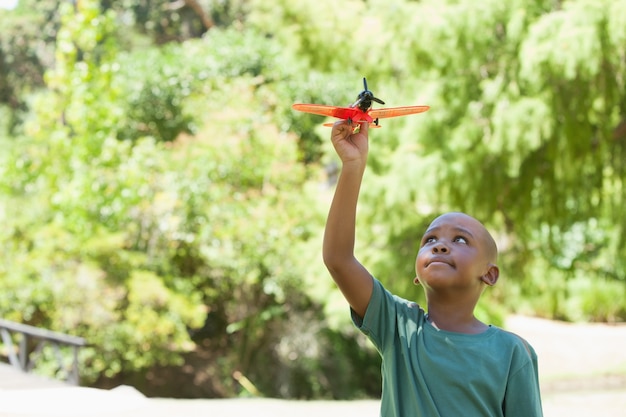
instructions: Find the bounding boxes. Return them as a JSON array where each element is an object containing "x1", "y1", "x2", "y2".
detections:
[{"x1": 353, "y1": 77, "x2": 385, "y2": 112}]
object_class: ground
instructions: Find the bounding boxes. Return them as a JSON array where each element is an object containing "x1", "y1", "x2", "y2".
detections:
[
  {"x1": 506, "y1": 315, "x2": 626, "y2": 417},
  {"x1": 1, "y1": 315, "x2": 625, "y2": 416}
]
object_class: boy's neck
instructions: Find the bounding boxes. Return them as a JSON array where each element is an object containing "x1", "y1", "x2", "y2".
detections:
[{"x1": 425, "y1": 304, "x2": 489, "y2": 334}]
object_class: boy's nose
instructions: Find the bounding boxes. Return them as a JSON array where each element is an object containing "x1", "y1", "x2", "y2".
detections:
[{"x1": 433, "y1": 243, "x2": 449, "y2": 253}]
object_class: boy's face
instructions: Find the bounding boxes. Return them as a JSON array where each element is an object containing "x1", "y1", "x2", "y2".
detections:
[{"x1": 415, "y1": 212, "x2": 498, "y2": 292}]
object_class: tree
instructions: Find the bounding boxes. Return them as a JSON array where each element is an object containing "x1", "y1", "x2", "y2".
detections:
[
  {"x1": 0, "y1": 0, "x2": 60, "y2": 132},
  {"x1": 0, "y1": 0, "x2": 381, "y2": 397}
]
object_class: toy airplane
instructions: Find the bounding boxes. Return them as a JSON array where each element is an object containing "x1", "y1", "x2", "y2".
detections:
[{"x1": 292, "y1": 78, "x2": 429, "y2": 128}]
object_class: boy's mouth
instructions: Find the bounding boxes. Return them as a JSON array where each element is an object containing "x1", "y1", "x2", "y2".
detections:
[{"x1": 426, "y1": 256, "x2": 453, "y2": 267}]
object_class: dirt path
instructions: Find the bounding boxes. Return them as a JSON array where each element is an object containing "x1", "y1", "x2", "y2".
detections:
[
  {"x1": 505, "y1": 315, "x2": 626, "y2": 417},
  {"x1": 505, "y1": 315, "x2": 626, "y2": 387}
]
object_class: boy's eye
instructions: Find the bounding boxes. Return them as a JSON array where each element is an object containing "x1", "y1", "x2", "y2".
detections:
[{"x1": 422, "y1": 235, "x2": 468, "y2": 245}]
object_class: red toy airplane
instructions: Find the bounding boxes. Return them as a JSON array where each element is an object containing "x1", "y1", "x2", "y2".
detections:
[{"x1": 292, "y1": 78, "x2": 429, "y2": 128}]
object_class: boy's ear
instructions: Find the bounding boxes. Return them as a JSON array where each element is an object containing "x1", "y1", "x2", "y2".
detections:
[{"x1": 481, "y1": 264, "x2": 499, "y2": 286}]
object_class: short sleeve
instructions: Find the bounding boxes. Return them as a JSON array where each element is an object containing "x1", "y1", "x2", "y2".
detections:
[
  {"x1": 351, "y1": 278, "x2": 421, "y2": 353},
  {"x1": 503, "y1": 344, "x2": 544, "y2": 416}
]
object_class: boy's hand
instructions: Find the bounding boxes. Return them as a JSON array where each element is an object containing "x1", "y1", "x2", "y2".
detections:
[{"x1": 330, "y1": 120, "x2": 369, "y2": 165}]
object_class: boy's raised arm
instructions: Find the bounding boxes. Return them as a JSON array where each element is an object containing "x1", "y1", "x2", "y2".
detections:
[{"x1": 322, "y1": 121, "x2": 374, "y2": 319}]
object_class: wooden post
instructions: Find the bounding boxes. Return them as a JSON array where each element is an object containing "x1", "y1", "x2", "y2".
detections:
[{"x1": 19, "y1": 334, "x2": 28, "y2": 371}]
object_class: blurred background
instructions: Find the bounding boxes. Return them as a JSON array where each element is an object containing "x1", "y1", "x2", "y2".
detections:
[{"x1": 0, "y1": 0, "x2": 625, "y2": 400}]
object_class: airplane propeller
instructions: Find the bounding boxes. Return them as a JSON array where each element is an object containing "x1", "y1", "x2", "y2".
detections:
[{"x1": 353, "y1": 78, "x2": 385, "y2": 112}]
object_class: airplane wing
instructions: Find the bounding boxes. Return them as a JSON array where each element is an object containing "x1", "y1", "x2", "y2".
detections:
[
  {"x1": 368, "y1": 105, "x2": 430, "y2": 119},
  {"x1": 292, "y1": 104, "x2": 361, "y2": 120}
]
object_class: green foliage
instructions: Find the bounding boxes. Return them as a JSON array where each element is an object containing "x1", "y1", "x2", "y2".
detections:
[
  {"x1": 113, "y1": 26, "x2": 292, "y2": 142},
  {"x1": 104, "y1": 0, "x2": 213, "y2": 42},
  {"x1": 248, "y1": 0, "x2": 366, "y2": 73},
  {"x1": 0, "y1": 0, "x2": 57, "y2": 132},
  {"x1": 115, "y1": 47, "x2": 196, "y2": 142},
  {"x1": 1, "y1": 0, "x2": 361, "y2": 395}
]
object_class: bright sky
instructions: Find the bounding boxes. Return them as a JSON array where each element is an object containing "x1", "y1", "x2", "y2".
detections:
[{"x1": 0, "y1": 0, "x2": 18, "y2": 10}]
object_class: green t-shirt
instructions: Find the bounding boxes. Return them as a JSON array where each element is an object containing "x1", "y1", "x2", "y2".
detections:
[{"x1": 352, "y1": 279, "x2": 543, "y2": 417}]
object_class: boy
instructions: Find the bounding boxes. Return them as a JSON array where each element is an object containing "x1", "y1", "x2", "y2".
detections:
[{"x1": 323, "y1": 120, "x2": 543, "y2": 416}]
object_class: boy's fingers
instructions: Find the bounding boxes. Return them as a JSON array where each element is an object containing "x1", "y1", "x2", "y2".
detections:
[
  {"x1": 332, "y1": 119, "x2": 370, "y2": 139},
  {"x1": 331, "y1": 120, "x2": 351, "y2": 138},
  {"x1": 333, "y1": 120, "x2": 350, "y2": 129}
]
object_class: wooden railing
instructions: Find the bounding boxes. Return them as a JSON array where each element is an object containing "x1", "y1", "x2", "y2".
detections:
[{"x1": 0, "y1": 318, "x2": 86, "y2": 385}]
